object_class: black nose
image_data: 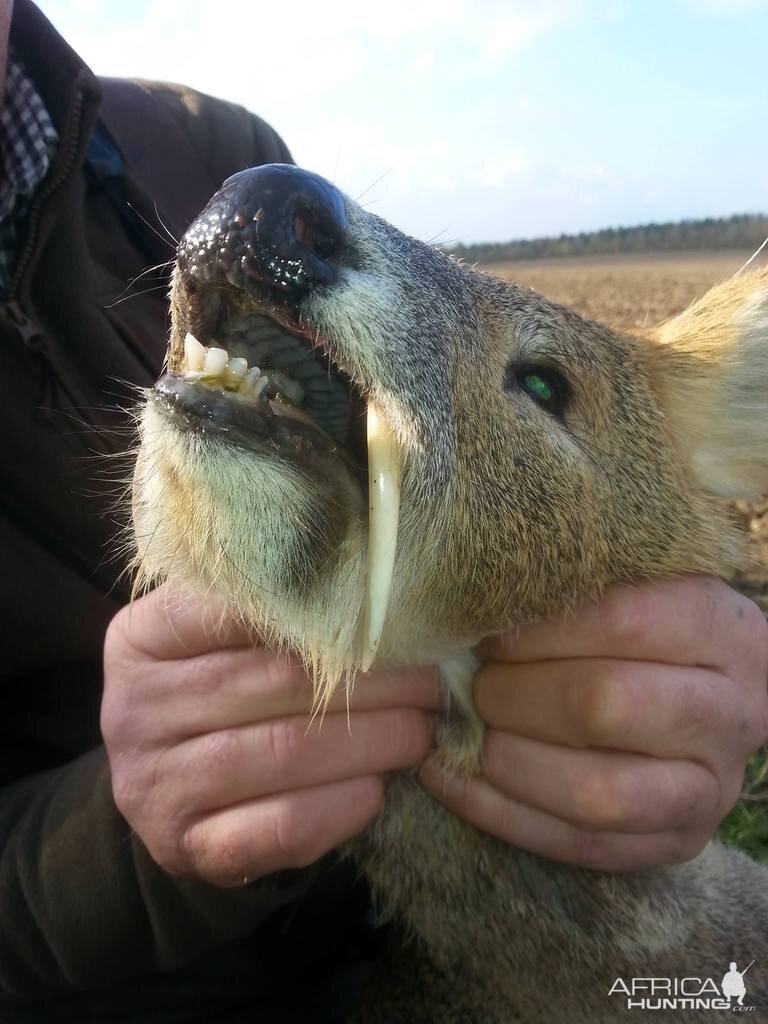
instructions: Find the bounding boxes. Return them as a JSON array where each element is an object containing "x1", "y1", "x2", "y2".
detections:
[{"x1": 177, "y1": 164, "x2": 348, "y2": 301}]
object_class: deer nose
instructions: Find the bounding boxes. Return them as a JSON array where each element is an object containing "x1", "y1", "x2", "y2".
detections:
[{"x1": 177, "y1": 163, "x2": 349, "y2": 301}]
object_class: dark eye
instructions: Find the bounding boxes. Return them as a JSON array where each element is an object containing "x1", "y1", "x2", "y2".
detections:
[{"x1": 506, "y1": 363, "x2": 570, "y2": 418}]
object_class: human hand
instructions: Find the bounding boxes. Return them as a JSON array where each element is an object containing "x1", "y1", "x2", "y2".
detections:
[
  {"x1": 102, "y1": 585, "x2": 438, "y2": 887},
  {"x1": 419, "y1": 577, "x2": 768, "y2": 871}
]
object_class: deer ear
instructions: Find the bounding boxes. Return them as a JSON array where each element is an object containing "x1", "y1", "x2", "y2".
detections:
[{"x1": 649, "y1": 268, "x2": 768, "y2": 499}]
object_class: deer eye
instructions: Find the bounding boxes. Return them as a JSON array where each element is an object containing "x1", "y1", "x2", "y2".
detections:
[{"x1": 506, "y1": 363, "x2": 570, "y2": 419}]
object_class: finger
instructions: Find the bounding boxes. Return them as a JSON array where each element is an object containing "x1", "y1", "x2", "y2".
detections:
[
  {"x1": 473, "y1": 658, "x2": 754, "y2": 763},
  {"x1": 482, "y1": 731, "x2": 720, "y2": 833},
  {"x1": 179, "y1": 775, "x2": 383, "y2": 886},
  {"x1": 475, "y1": 576, "x2": 762, "y2": 676},
  {"x1": 117, "y1": 587, "x2": 441, "y2": 713},
  {"x1": 417, "y1": 763, "x2": 708, "y2": 872},
  {"x1": 156, "y1": 708, "x2": 433, "y2": 812},
  {"x1": 113, "y1": 584, "x2": 253, "y2": 660},
  {"x1": 132, "y1": 645, "x2": 440, "y2": 741},
  {"x1": 197, "y1": 659, "x2": 441, "y2": 724}
]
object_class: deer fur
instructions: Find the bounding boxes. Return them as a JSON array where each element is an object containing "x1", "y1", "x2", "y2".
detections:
[{"x1": 132, "y1": 175, "x2": 768, "y2": 1022}]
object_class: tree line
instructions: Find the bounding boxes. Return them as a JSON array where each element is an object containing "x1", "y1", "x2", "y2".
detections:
[{"x1": 448, "y1": 213, "x2": 768, "y2": 264}]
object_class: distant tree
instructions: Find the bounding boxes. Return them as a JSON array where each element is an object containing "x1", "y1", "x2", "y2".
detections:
[{"x1": 447, "y1": 213, "x2": 768, "y2": 263}]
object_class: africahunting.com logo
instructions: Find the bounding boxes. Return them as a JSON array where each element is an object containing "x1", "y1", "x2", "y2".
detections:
[{"x1": 608, "y1": 961, "x2": 756, "y2": 1012}]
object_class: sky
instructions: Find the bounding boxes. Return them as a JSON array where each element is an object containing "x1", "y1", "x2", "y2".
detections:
[{"x1": 36, "y1": 0, "x2": 768, "y2": 245}]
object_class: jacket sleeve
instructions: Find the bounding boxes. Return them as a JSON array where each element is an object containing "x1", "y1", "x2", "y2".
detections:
[
  {"x1": 135, "y1": 79, "x2": 295, "y2": 182},
  {"x1": 0, "y1": 745, "x2": 321, "y2": 999}
]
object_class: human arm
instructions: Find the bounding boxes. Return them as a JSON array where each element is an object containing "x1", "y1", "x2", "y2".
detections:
[
  {"x1": 0, "y1": 585, "x2": 437, "y2": 1001},
  {"x1": 0, "y1": 744, "x2": 326, "y2": 998}
]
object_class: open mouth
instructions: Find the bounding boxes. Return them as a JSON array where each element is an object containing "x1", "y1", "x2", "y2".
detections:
[{"x1": 154, "y1": 288, "x2": 368, "y2": 473}]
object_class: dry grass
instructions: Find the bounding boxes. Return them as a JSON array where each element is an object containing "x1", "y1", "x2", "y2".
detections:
[
  {"x1": 484, "y1": 250, "x2": 759, "y2": 330},
  {"x1": 483, "y1": 250, "x2": 768, "y2": 614}
]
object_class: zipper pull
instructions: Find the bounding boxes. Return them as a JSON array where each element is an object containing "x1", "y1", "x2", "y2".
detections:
[{"x1": 3, "y1": 299, "x2": 47, "y2": 352}]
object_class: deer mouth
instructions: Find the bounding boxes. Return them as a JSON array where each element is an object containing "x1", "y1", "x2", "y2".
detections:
[{"x1": 153, "y1": 286, "x2": 368, "y2": 475}]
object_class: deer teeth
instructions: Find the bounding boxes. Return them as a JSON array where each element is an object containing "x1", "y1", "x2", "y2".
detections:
[
  {"x1": 180, "y1": 336, "x2": 306, "y2": 406},
  {"x1": 240, "y1": 366, "x2": 263, "y2": 395},
  {"x1": 223, "y1": 357, "x2": 248, "y2": 385},
  {"x1": 204, "y1": 347, "x2": 229, "y2": 376},
  {"x1": 360, "y1": 402, "x2": 401, "y2": 672},
  {"x1": 184, "y1": 332, "x2": 206, "y2": 371}
]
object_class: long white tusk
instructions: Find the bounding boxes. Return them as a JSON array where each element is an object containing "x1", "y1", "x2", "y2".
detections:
[{"x1": 360, "y1": 402, "x2": 401, "y2": 671}]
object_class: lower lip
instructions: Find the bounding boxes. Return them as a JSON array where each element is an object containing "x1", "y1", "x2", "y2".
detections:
[{"x1": 152, "y1": 373, "x2": 350, "y2": 461}]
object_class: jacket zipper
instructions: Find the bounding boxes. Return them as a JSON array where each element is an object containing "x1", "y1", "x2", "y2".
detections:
[
  {"x1": 8, "y1": 86, "x2": 86, "y2": 304},
  {"x1": 0, "y1": 82, "x2": 128, "y2": 598},
  {"x1": 1, "y1": 86, "x2": 102, "y2": 428},
  {"x1": 3, "y1": 298, "x2": 46, "y2": 350},
  {"x1": 1, "y1": 87, "x2": 86, "y2": 400}
]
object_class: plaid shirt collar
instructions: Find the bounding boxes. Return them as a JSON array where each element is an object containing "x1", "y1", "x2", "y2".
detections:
[{"x1": 0, "y1": 50, "x2": 58, "y2": 295}]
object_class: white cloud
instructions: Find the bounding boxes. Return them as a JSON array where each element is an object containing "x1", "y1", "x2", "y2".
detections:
[
  {"x1": 38, "y1": 0, "x2": 581, "y2": 107},
  {"x1": 475, "y1": 148, "x2": 530, "y2": 187},
  {"x1": 477, "y1": 3, "x2": 582, "y2": 66},
  {"x1": 407, "y1": 49, "x2": 437, "y2": 86}
]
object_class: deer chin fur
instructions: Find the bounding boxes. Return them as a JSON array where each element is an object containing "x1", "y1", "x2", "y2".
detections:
[{"x1": 131, "y1": 168, "x2": 768, "y2": 1023}]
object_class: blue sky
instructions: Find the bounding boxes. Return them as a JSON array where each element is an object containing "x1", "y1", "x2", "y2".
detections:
[{"x1": 37, "y1": 0, "x2": 768, "y2": 244}]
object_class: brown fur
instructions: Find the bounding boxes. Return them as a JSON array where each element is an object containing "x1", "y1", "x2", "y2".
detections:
[{"x1": 132, "y1": 176, "x2": 768, "y2": 1022}]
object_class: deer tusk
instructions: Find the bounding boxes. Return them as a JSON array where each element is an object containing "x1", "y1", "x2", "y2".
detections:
[{"x1": 360, "y1": 402, "x2": 401, "y2": 671}]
